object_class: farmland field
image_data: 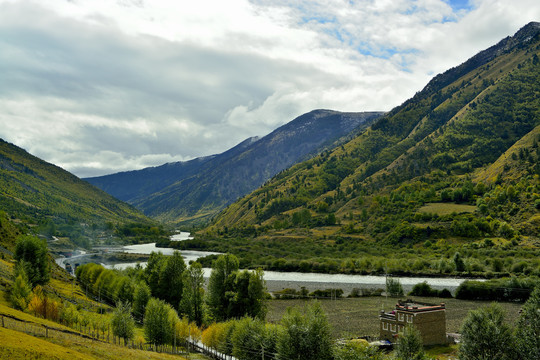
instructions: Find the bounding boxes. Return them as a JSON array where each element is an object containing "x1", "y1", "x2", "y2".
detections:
[{"x1": 266, "y1": 296, "x2": 523, "y2": 339}]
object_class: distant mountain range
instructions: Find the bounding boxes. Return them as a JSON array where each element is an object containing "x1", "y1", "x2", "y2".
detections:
[{"x1": 86, "y1": 110, "x2": 383, "y2": 224}]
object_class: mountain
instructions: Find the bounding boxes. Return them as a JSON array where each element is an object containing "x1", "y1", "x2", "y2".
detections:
[
  {"x1": 86, "y1": 110, "x2": 383, "y2": 224},
  {"x1": 0, "y1": 138, "x2": 150, "y2": 227},
  {"x1": 189, "y1": 23, "x2": 540, "y2": 271}
]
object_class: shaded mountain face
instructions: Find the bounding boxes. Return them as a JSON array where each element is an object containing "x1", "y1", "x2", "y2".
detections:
[
  {"x1": 86, "y1": 110, "x2": 383, "y2": 224},
  {"x1": 0, "y1": 139, "x2": 149, "y2": 226},
  {"x1": 209, "y1": 22, "x2": 540, "y2": 244}
]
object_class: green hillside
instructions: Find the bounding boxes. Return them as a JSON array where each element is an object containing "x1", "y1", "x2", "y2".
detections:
[
  {"x1": 178, "y1": 23, "x2": 540, "y2": 275},
  {"x1": 0, "y1": 139, "x2": 151, "y2": 230}
]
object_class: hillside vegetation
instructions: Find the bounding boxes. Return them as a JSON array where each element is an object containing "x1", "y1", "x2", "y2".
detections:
[
  {"x1": 0, "y1": 139, "x2": 149, "y2": 226},
  {"x1": 87, "y1": 110, "x2": 383, "y2": 225},
  {"x1": 179, "y1": 22, "x2": 540, "y2": 275},
  {"x1": 0, "y1": 139, "x2": 164, "y2": 249}
]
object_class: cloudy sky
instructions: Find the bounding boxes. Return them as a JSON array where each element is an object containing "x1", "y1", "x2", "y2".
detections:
[{"x1": 1, "y1": 0, "x2": 539, "y2": 178}]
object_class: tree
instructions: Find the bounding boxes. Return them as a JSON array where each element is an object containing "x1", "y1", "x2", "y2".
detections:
[
  {"x1": 114, "y1": 277, "x2": 135, "y2": 304},
  {"x1": 277, "y1": 301, "x2": 333, "y2": 360},
  {"x1": 144, "y1": 252, "x2": 166, "y2": 296},
  {"x1": 179, "y1": 262, "x2": 205, "y2": 326},
  {"x1": 333, "y1": 341, "x2": 383, "y2": 360},
  {"x1": 229, "y1": 269, "x2": 268, "y2": 320},
  {"x1": 459, "y1": 303, "x2": 513, "y2": 360},
  {"x1": 453, "y1": 252, "x2": 465, "y2": 272},
  {"x1": 515, "y1": 287, "x2": 540, "y2": 360},
  {"x1": 133, "y1": 282, "x2": 151, "y2": 322},
  {"x1": 9, "y1": 264, "x2": 32, "y2": 310},
  {"x1": 14, "y1": 235, "x2": 50, "y2": 286},
  {"x1": 111, "y1": 301, "x2": 135, "y2": 345},
  {"x1": 175, "y1": 316, "x2": 201, "y2": 347},
  {"x1": 158, "y1": 251, "x2": 186, "y2": 308},
  {"x1": 231, "y1": 317, "x2": 270, "y2": 360},
  {"x1": 144, "y1": 297, "x2": 173, "y2": 346},
  {"x1": 395, "y1": 325, "x2": 425, "y2": 360},
  {"x1": 246, "y1": 269, "x2": 267, "y2": 319},
  {"x1": 207, "y1": 254, "x2": 239, "y2": 321}
]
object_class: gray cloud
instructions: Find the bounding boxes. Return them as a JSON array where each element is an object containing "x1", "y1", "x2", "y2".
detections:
[{"x1": 0, "y1": 0, "x2": 539, "y2": 177}]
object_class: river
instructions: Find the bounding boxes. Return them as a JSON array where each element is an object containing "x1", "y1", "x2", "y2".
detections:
[{"x1": 55, "y1": 233, "x2": 478, "y2": 294}]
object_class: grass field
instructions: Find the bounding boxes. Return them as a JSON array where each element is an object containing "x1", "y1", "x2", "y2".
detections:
[
  {"x1": 266, "y1": 295, "x2": 523, "y2": 339},
  {"x1": 0, "y1": 325, "x2": 197, "y2": 360},
  {"x1": 0, "y1": 293, "x2": 207, "y2": 360},
  {"x1": 417, "y1": 203, "x2": 477, "y2": 216}
]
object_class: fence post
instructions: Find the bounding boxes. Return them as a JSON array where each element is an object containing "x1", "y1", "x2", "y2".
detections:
[
  {"x1": 1, "y1": 315, "x2": 4, "y2": 328},
  {"x1": 46, "y1": 327, "x2": 48, "y2": 338}
]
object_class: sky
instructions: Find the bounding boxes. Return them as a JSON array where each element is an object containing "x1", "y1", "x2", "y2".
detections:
[{"x1": 0, "y1": 0, "x2": 539, "y2": 178}]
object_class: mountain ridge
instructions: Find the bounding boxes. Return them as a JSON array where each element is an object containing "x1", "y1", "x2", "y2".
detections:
[
  {"x1": 203, "y1": 22, "x2": 540, "y2": 250},
  {"x1": 87, "y1": 109, "x2": 384, "y2": 224}
]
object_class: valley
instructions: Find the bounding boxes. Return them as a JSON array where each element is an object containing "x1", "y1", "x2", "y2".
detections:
[{"x1": 0, "y1": 19, "x2": 539, "y2": 360}]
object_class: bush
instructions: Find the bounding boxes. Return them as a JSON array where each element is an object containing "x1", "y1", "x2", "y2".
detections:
[
  {"x1": 349, "y1": 288, "x2": 382, "y2": 298},
  {"x1": 395, "y1": 325, "x2": 425, "y2": 360},
  {"x1": 408, "y1": 282, "x2": 437, "y2": 297},
  {"x1": 438, "y1": 288, "x2": 453, "y2": 298},
  {"x1": 333, "y1": 341, "x2": 383, "y2": 360},
  {"x1": 386, "y1": 278, "x2": 404, "y2": 297},
  {"x1": 309, "y1": 288, "x2": 344, "y2": 299},
  {"x1": 455, "y1": 277, "x2": 538, "y2": 302}
]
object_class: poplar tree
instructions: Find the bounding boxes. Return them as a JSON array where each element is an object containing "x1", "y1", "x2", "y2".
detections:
[
  {"x1": 111, "y1": 301, "x2": 135, "y2": 345},
  {"x1": 179, "y1": 262, "x2": 205, "y2": 326},
  {"x1": 144, "y1": 297, "x2": 173, "y2": 346},
  {"x1": 277, "y1": 301, "x2": 333, "y2": 360},
  {"x1": 14, "y1": 235, "x2": 50, "y2": 286},
  {"x1": 207, "y1": 254, "x2": 239, "y2": 321}
]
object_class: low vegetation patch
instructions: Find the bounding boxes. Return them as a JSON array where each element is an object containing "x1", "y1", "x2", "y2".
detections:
[{"x1": 417, "y1": 202, "x2": 477, "y2": 216}]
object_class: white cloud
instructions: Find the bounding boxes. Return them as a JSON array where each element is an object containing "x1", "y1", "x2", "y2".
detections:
[{"x1": 0, "y1": 0, "x2": 539, "y2": 177}]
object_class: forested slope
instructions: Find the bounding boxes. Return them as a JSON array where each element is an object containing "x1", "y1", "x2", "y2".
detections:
[
  {"x1": 183, "y1": 23, "x2": 540, "y2": 274},
  {"x1": 0, "y1": 139, "x2": 150, "y2": 227}
]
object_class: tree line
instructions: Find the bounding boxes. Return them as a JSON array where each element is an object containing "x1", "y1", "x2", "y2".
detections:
[{"x1": 8, "y1": 234, "x2": 540, "y2": 359}]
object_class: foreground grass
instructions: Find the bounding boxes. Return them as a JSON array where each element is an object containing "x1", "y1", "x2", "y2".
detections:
[
  {"x1": 267, "y1": 295, "x2": 523, "y2": 339},
  {"x1": 0, "y1": 325, "x2": 193, "y2": 360},
  {"x1": 0, "y1": 326, "x2": 94, "y2": 360}
]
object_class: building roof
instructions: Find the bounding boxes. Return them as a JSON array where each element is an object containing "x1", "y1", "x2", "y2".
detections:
[
  {"x1": 379, "y1": 299, "x2": 446, "y2": 319},
  {"x1": 395, "y1": 299, "x2": 445, "y2": 312}
]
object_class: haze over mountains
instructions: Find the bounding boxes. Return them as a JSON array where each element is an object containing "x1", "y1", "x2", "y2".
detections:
[{"x1": 86, "y1": 110, "x2": 383, "y2": 224}]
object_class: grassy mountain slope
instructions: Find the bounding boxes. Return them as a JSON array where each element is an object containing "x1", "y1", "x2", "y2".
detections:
[
  {"x1": 185, "y1": 23, "x2": 540, "y2": 274},
  {"x1": 0, "y1": 139, "x2": 150, "y2": 227}
]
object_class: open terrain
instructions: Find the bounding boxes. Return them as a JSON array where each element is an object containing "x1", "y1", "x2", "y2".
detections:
[{"x1": 266, "y1": 296, "x2": 523, "y2": 339}]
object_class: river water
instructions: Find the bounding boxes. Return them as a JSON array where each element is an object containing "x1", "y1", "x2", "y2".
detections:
[{"x1": 55, "y1": 232, "x2": 477, "y2": 294}]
